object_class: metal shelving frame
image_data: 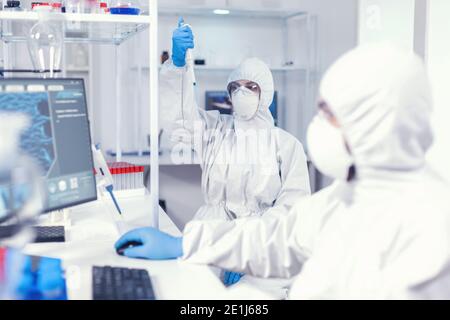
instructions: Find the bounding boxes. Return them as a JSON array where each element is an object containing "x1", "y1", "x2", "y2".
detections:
[{"x1": 0, "y1": 1, "x2": 160, "y2": 228}]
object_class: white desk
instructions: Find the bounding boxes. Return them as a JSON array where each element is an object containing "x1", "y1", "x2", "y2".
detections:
[{"x1": 22, "y1": 195, "x2": 227, "y2": 300}]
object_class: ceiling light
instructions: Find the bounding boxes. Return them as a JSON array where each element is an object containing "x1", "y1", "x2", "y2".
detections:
[{"x1": 213, "y1": 9, "x2": 230, "y2": 15}]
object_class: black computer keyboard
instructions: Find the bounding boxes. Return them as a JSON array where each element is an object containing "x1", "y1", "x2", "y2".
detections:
[
  {"x1": 33, "y1": 226, "x2": 65, "y2": 243},
  {"x1": 92, "y1": 266, "x2": 156, "y2": 300},
  {"x1": 0, "y1": 225, "x2": 65, "y2": 243}
]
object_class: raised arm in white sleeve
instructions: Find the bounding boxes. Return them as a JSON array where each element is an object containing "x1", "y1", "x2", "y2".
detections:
[{"x1": 159, "y1": 60, "x2": 223, "y2": 159}]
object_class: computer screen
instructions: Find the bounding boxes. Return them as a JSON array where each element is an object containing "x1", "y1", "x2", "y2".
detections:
[
  {"x1": 205, "y1": 90, "x2": 278, "y2": 125},
  {"x1": 269, "y1": 91, "x2": 278, "y2": 126},
  {"x1": 0, "y1": 78, "x2": 97, "y2": 212},
  {"x1": 205, "y1": 91, "x2": 233, "y2": 115}
]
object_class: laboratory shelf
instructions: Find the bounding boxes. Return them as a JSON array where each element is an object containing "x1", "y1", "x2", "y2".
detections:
[
  {"x1": 0, "y1": 11, "x2": 151, "y2": 45},
  {"x1": 159, "y1": 8, "x2": 307, "y2": 20},
  {"x1": 66, "y1": 67, "x2": 90, "y2": 73},
  {"x1": 131, "y1": 65, "x2": 307, "y2": 72},
  {"x1": 0, "y1": 1, "x2": 161, "y2": 227},
  {"x1": 185, "y1": 65, "x2": 307, "y2": 72},
  {"x1": 193, "y1": 65, "x2": 307, "y2": 72},
  {"x1": 106, "y1": 150, "x2": 201, "y2": 166}
]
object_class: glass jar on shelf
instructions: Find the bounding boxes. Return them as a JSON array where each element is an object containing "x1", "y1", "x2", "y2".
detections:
[
  {"x1": 64, "y1": 0, "x2": 87, "y2": 13},
  {"x1": 83, "y1": 0, "x2": 98, "y2": 13},
  {"x1": 64, "y1": 0, "x2": 102, "y2": 14}
]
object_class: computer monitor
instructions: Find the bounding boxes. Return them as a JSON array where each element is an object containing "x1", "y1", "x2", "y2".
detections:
[
  {"x1": 205, "y1": 91, "x2": 233, "y2": 115},
  {"x1": 269, "y1": 91, "x2": 278, "y2": 126},
  {"x1": 0, "y1": 78, "x2": 97, "y2": 213},
  {"x1": 205, "y1": 90, "x2": 278, "y2": 125}
]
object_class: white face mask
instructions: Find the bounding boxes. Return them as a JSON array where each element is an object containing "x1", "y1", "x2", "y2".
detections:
[
  {"x1": 231, "y1": 87, "x2": 259, "y2": 120},
  {"x1": 307, "y1": 115, "x2": 353, "y2": 181}
]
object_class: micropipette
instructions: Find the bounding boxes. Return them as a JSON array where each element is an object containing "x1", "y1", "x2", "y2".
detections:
[
  {"x1": 92, "y1": 144, "x2": 122, "y2": 215},
  {"x1": 179, "y1": 19, "x2": 196, "y2": 87}
]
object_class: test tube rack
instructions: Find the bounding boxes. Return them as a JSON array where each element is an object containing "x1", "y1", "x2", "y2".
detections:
[{"x1": 107, "y1": 162, "x2": 146, "y2": 198}]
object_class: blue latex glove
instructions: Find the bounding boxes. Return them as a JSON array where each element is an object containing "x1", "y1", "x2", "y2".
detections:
[
  {"x1": 6, "y1": 250, "x2": 67, "y2": 300},
  {"x1": 115, "y1": 227, "x2": 183, "y2": 260},
  {"x1": 35, "y1": 257, "x2": 67, "y2": 300},
  {"x1": 172, "y1": 17, "x2": 194, "y2": 67},
  {"x1": 223, "y1": 271, "x2": 244, "y2": 286}
]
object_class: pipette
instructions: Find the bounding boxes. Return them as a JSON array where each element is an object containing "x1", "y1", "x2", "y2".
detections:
[
  {"x1": 92, "y1": 144, "x2": 122, "y2": 215},
  {"x1": 179, "y1": 19, "x2": 197, "y2": 87}
]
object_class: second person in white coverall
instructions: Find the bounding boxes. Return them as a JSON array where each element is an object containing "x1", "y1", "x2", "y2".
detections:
[
  {"x1": 116, "y1": 44, "x2": 450, "y2": 299},
  {"x1": 124, "y1": 19, "x2": 310, "y2": 295}
]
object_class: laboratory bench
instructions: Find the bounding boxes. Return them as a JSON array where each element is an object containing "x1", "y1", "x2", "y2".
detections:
[{"x1": 22, "y1": 195, "x2": 227, "y2": 300}]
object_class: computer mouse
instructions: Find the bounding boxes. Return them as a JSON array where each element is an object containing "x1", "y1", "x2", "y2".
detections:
[{"x1": 116, "y1": 241, "x2": 143, "y2": 256}]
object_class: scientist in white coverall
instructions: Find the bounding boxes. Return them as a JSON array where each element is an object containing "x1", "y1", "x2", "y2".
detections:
[
  {"x1": 120, "y1": 19, "x2": 311, "y2": 295},
  {"x1": 117, "y1": 43, "x2": 450, "y2": 299}
]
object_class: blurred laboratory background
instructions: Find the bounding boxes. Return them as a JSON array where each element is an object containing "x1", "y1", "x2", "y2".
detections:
[{"x1": 1, "y1": 0, "x2": 449, "y2": 230}]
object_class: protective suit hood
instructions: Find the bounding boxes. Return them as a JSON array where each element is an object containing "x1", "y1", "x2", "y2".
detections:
[
  {"x1": 227, "y1": 58, "x2": 275, "y2": 128},
  {"x1": 319, "y1": 44, "x2": 434, "y2": 176}
]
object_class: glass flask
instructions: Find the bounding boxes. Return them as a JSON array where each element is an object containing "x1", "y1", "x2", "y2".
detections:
[{"x1": 27, "y1": 20, "x2": 63, "y2": 78}]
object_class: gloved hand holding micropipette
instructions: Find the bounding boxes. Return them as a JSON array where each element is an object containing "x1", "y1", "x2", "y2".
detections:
[
  {"x1": 172, "y1": 17, "x2": 194, "y2": 67},
  {"x1": 172, "y1": 17, "x2": 196, "y2": 86}
]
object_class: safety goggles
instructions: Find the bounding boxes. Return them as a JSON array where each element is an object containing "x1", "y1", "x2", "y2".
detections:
[{"x1": 227, "y1": 81, "x2": 260, "y2": 96}]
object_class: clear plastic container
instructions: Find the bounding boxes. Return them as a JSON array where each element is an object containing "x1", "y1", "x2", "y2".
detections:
[
  {"x1": 51, "y1": 1, "x2": 62, "y2": 11},
  {"x1": 31, "y1": 2, "x2": 52, "y2": 11},
  {"x1": 64, "y1": 0, "x2": 83, "y2": 13},
  {"x1": 65, "y1": 0, "x2": 98, "y2": 13},
  {"x1": 83, "y1": 0, "x2": 98, "y2": 13},
  {"x1": 109, "y1": 0, "x2": 140, "y2": 15}
]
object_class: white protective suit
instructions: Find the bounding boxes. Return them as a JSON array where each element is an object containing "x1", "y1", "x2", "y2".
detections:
[
  {"x1": 160, "y1": 58, "x2": 311, "y2": 297},
  {"x1": 180, "y1": 45, "x2": 450, "y2": 299}
]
